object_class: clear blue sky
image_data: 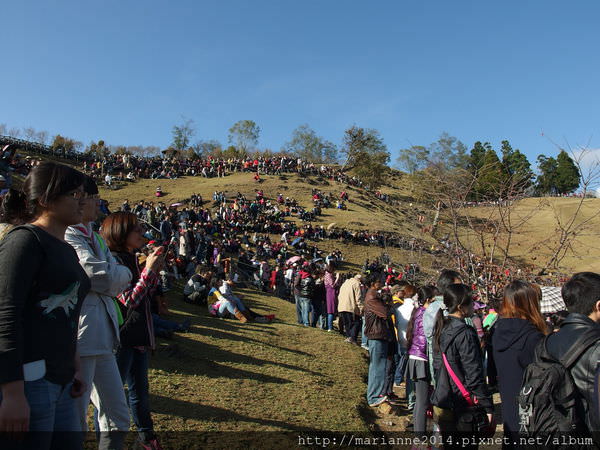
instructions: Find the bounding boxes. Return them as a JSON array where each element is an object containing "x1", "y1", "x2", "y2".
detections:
[{"x1": 2, "y1": 1, "x2": 599, "y2": 167}]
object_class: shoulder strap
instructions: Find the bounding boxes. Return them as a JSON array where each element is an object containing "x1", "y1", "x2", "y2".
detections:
[
  {"x1": 540, "y1": 328, "x2": 600, "y2": 369},
  {"x1": 8, "y1": 224, "x2": 44, "y2": 247},
  {"x1": 442, "y1": 352, "x2": 476, "y2": 406},
  {"x1": 561, "y1": 328, "x2": 600, "y2": 368}
]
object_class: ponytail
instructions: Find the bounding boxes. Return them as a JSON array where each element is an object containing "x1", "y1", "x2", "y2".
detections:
[
  {"x1": 433, "y1": 309, "x2": 449, "y2": 353},
  {"x1": 0, "y1": 188, "x2": 28, "y2": 225},
  {"x1": 433, "y1": 283, "x2": 473, "y2": 352}
]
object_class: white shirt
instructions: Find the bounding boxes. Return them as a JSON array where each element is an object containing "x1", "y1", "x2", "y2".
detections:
[{"x1": 395, "y1": 298, "x2": 415, "y2": 348}]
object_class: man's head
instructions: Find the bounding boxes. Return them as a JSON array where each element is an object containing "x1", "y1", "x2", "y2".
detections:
[
  {"x1": 562, "y1": 272, "x2": 600, "y2": 321},
  {"x1": 437, "y1": 269, "x2": 462, "y2": 295}
]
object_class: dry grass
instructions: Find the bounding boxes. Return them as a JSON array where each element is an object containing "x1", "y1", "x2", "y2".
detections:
[
  {"x1": 463, "y1": 197, "x2": 600, "y2": 273},
  {"x1": 146, "y1": 283, "x2": 370, "y2": 433}
]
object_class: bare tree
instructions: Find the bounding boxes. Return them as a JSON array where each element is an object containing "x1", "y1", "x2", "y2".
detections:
[
  {"x1": 0, "y1": 124, "x2": 7, "y2": 136},
  {"x1": 23, "y1": 127, "x2": 37, "y2": 141},
  {"x1": 35, "y1": 130, "x2": 49, "y2": 145},
  {"x1": 7, "y1": 127, "x2": 21, "y2": 138},
  {"x1": 537, "y1": 146, "x2": 600, "y2": 275}
]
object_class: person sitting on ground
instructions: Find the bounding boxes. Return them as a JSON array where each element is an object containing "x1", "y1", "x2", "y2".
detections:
[
  {"x1": 207, "y1": 275, "x2": 274, "y2": 323},
  {"x1": 183, "y1": 267, "x2": 213, "y2": 305},
  {"x1": 155, "y1": 186, "x2": 162, "y2": 197}
]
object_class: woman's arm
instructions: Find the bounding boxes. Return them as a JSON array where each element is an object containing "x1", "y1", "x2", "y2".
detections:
[
  {"x1": 117, "y1": 267, "x2": 159, "y2": 309},
  {"x1": 0, "y1": 231, "x2": 42, "y2": 385},
  {"x1": 65, "y1": 232, "x2": 132, "y2": 297},
  {"x1": 0, "y1": 231, "x2": 42, "y2": 433},
  {"x1": 457, "y1": 329, "x2": 494, "y2": 413}
]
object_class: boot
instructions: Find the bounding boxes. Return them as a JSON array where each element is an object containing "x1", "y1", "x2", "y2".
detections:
[{"x1": 234, "y1": 308, "x2": 248, "y2": 323}]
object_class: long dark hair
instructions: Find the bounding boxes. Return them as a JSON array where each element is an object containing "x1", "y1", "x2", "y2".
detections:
[
  {"x1": 433, "y1": 283, "x2": 473, "y2": 352},
  {"x1": 501, "y1": 280, "x2": 547, "y2": 335},
  {"x1": 0, "y1": 162, "x2": 85, "y2": 223},
  {"x1": 406, "y1": 285, "x2": 438, "y2": 350},
  {"x1": 101, "y1": 212, "x2": 140, "y2": 253}
]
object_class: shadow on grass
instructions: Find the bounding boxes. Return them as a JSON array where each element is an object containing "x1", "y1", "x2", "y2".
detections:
[
  {"x1": 152, "y1": 328, "x2": 324, "y2": 379},
  {"x1": 151, "y1": 393, "x2": 328, "y2": 433},
  {"x1": 191, "y1": 324, "x2": 311, "y2": 357}
]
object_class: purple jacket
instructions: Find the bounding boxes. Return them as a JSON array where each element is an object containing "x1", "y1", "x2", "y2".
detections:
[{"x1": 408, "y1": 307, "x2": 427, "y2": 360}]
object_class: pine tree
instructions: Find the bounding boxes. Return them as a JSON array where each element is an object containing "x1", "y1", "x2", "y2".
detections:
[
  {"x1": 476, "y1": 148, "x2": 504, "y2": 198},
  {"x1": 555, "y1": 150, "x2": 580, "y2": 194},
  {"x1": 469, "y1": 141, "x2": 489, "y2": 174},
  {"x1": 536, "y1": 155, "x2": 559, "y2": 195},
  {"x1": 500, "y1": 140, "x2": 534, "y2": 190}
]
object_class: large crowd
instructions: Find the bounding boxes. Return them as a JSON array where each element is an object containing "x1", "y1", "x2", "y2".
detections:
[{"x1": 0, "y1": 159, "x2": 599, "y2": 450}]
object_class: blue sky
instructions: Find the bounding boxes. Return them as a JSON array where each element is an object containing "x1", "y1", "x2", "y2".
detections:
[{"x1": 2, "y1": 1, "x2": 599, "y2": 168}]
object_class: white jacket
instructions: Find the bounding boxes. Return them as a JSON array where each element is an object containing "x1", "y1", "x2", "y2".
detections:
[{"x1": 65, "y1": 224, "x2": 132, "y2": 356}]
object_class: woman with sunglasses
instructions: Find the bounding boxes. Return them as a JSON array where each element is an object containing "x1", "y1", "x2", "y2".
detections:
[
  {"x1": 65, "y1": 176, "x2": 132, "y2": 450},
  {"x1": 0, "y1": 162, "x2": 91, "y2": 449},
  {"x1": 100, "y1": 212, "x2": 165, "y2": 450}
]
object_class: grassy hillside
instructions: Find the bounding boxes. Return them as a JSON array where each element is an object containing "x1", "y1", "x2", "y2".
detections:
[{"x1": 462, "y1": 197, "x2": 600, "y2": 274}]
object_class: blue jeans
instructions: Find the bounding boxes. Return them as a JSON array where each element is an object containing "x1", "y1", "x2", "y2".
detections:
[
  {"x1": 0, "y1": 378, "x2": 82, "y2": 450},
  {"x1": 298, "y1": 297, "x2": 311, "y2": 326},
  {"x1": 223, "y1": 294, "x2": 246, "y2": 312},
  {"x1": 294, "y1": 294, "x2": 303, "y2": 324},
  {"x1": 367, "y1": 339, "x2": 389, "y2": 405},
  {"x1": 152, "y1": 313, "x2": 180, "y2": 333},
  {"x1": 116, "y1": 347, "x2": 154, "y2": 441},
  {"x1": 394, "y1": 346, "x2": 408, "y2": 384},
  {"x1": 361, "y1": 319, "x2": 369, "y2": 348},
  {"x1": 217, "y1": 300, "x2": 236, "y2": 317},
  {"x1": 327, "y1": 313, "x2": 334, "y2": 331}
]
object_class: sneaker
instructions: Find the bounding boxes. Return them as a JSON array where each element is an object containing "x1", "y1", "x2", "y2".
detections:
[{"x1": 368, "y1": 395, "x2": 388, "y2": 407}]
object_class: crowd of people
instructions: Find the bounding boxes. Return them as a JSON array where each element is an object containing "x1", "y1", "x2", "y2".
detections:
[
  {"x1": 1, "y1": 160, "x2": 600, "y2": 450},
  {"x1": 320, "y1": 267, "x2": 600, "y2": 448}
]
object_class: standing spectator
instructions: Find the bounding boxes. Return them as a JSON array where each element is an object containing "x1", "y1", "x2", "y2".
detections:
[
  {"x1": 101, "y1": 212, "x2": 166, "y2": 450},
  {"x1": 0, "y1": 163, "x2": 91, "y2": 450},
  {"x1": 311, "y1": 272, "x2": 327, "y2": 329},
  {"x1": 295, "y1": 263, "x2": 315, "y2": 327},
  {"x1": 338, "y1": 274, "x2": 365, "y2": 345},
  {"x1": 159, "y1": 215, "x2": 172, "y2": 244},
  {"x1": 492, "y1": 280, "x2": 546, "y2": 446},
  {"x1": 363, "y1": 272, "x2": 393, "y2": 406},
  {"x1": 65, "y1": 176, "x2": 133, "y2": 450},
  {"x1": 430, "y1": 284, "x2": 494, "y2": 449},
  {"x1": 424, "y1": 269, "x2": 462, "y2": 383},
  {"x1": 324, "y1": 264, "x2": 341, "y2": 332},
  {"x1": 545, "y1": 272, "x2": 600, "y2": 441},
  {"x1": 406, "y1": 286, "x2": 438, "y2": 433}
]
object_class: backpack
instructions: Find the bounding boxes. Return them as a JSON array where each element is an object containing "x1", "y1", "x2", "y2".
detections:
[{"x1": 518, "y1": 328, "x2": 600, "y2": 438}]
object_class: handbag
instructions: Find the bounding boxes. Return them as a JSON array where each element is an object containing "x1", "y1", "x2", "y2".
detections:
[{"x1": 442, "y1": 353, "x2": 495, "y2": 437}]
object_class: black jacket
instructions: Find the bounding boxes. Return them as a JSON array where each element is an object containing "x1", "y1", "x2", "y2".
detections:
[
  {"x1": 296, "y1": 274, "x2": 315, "y2": 298},
  {"x1": 431, "y1": 316, "x2": 494, "y2": 413},
  {"x1": 115, "y1": 251, "x2": 152, "y2": 348},
  {"x1": 492, "y1": 318, "x2": 544, "y2": 433},
  {"x1": 546, "y1": 313, "x2": 600, "y2": 432}
]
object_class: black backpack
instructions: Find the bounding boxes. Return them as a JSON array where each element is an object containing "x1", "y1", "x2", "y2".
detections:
[{"x1": 518, "y1": 328, "x2": 600, "y2": 438}]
